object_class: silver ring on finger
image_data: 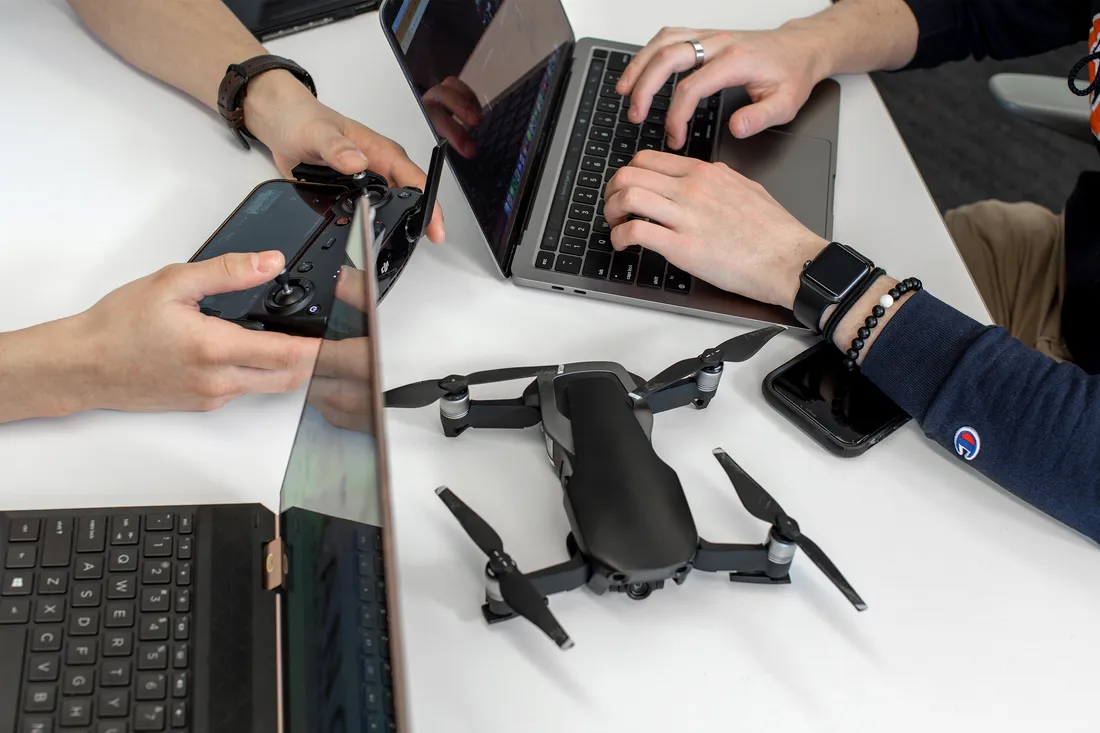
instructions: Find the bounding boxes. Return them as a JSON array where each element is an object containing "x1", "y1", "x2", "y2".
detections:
[{"x1": 687, "y1": 39, "x2": 705, "y2": 70}]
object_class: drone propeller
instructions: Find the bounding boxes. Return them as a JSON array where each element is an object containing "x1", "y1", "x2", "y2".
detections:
[
  {"x1": 385, "y1": 366, "x2": 552, "y2": 408},
  {"x1": 435, "y1": 487, "x2": 574, "y2": 650},
  {"x1": 711, "y1": 449, "x2": 867, "y2": 612},
  {"x1": 630, "y1": 325, "x2": 785, "y2": 402}
]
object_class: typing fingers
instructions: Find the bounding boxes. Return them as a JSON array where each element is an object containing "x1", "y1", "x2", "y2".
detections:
[{"x1": 624, "y1": 39, "x2": 700, "y2": 126}]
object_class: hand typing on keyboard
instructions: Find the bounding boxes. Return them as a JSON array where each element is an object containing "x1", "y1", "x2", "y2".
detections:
[
  {"x1": 603, "y1": 150, "x2": 827, "y2": 311},
  {"x1": 615, "y1": 26, "x2": 828, "y2": 150}
]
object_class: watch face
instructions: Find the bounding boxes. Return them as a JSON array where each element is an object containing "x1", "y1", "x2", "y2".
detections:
[{"x1": 805, "y1": 244, "x2": 871, "y2": 298}]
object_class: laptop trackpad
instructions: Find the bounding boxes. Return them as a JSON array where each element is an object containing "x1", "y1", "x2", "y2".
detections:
[{"x1": 715, "y1": 129, "x2": 832, "y2": 238}]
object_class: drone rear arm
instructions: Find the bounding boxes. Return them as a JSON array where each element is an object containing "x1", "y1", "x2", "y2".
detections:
[
  {"x1": 441, "y1": 397, "x2": 541, "y2": 437},
  {"x1": 694, "y1": 538, "x2": 792, "y2": 584}
]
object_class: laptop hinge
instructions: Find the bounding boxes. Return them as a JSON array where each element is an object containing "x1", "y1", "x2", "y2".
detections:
[{"x1": 263, "y1": 538, "x2": 287, "y2": 592}]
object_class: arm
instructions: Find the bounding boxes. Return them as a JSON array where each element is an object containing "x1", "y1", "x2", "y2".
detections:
[
  {"x1": 0, "y1": 320, "x2": 91, "y2": 423},
  {"x1": 603, "y1": 151, "x2": 1100, "y2": 543},
  {"x1": 898, "y1": 0, "x2": 1094, "y2": 69},
  {"x1": 65, "y1": 0, "x2": 446, "y2": 241}
]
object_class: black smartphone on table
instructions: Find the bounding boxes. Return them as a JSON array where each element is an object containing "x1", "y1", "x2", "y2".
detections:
[{"x1": 762, "y1": 342, "x2": 911, "y2": 457}]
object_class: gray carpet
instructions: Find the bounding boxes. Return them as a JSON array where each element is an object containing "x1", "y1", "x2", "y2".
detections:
[{"x1": 870, "y1": 45, "x2": 1097, "y2": 214}]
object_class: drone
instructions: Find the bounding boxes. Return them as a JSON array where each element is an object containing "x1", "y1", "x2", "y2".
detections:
[{"x1": 384, "y1": 325, "x2": 866, "y2": 650}]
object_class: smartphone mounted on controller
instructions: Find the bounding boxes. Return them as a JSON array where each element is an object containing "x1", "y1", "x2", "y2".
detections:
[{"x1": 189, "y1": 141, "x2": 446, "y2": 338}]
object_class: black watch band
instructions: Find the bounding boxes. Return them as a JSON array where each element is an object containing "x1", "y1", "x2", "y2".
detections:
[
  {"x1": 793, "y1": 242, "x2": 875, "y2": 333},
  {"x1": 217, "y1": 54, "x2": 317, "y2": 150}
]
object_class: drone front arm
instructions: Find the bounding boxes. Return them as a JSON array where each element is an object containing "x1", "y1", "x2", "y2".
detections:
[
  {"x1": 483, "y1": 552, "x2": 591, "y2": 623},
  {"x1": 441, "y1": 397, "x2": 541, "y2": 437},
  {"x1": 694, "y1": 538, "x2": 792, "y2": 584},
  {"x1": 644, "y1": 379, "x2": 716, "y2": 414}
]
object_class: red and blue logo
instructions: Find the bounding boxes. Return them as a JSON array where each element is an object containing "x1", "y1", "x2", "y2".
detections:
[{"x1": 954, "y1": 427, "x2": 981, "y2": 461}]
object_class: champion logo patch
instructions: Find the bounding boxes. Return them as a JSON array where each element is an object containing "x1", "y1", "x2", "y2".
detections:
[{"x1": 954, "y1": 427, "x2": 981, "y2": 461}]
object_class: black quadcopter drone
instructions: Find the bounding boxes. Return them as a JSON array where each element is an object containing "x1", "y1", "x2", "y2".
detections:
[{"x1": 384, "y1": 325, "x2": 866, "y2": 650}]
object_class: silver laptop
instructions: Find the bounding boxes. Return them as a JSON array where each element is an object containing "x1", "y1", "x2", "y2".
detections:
[{"x1": 380, "y1": 0, "x2": 840, "y2": 330}]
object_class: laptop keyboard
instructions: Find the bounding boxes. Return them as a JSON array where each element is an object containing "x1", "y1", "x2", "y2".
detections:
[
  {"x1": 537, "y1": 49, "x2": 722, "y2": 293},
  {"x1": 2, "y1": 512, "x2": 194, "y2": 733},
  {"x1": 355, "y1": 525, "x2": 394, "y2": 733}
]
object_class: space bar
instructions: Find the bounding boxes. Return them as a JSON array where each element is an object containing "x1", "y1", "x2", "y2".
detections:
[{"x1": 0, "y1": 627, "x2": 26, "y2": 733}]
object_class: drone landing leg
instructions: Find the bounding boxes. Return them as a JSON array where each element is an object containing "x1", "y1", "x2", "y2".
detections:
[
  {"x1": 693, "y1": 538, "x2": 792, "y2": 585},
  {"x1": 483, "y1": 549, "x2": 591, "y2": 625}
]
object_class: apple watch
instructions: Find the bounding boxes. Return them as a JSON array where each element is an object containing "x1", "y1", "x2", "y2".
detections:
[
  {"x1": 217, "y1": 54, "x2": 317, "y2": 150},
  {"x1": 793, "y1": 242, "x2": 875, "y2": 333}
]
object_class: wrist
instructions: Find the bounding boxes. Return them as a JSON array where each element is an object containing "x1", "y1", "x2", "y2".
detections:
[
  {"x1": 830, "y1": 275, "x2": 915, "y2": 364},
  {"x1": 776, "y1": 234, "x2": 829, "y2": 311},
  {"x1": 241, "y1": 69, "x2": 317, "y2": 148},
  {"x1": 779, "y1": 17, "x2": 839, "y2": 83},
  {"x1": 0, "y1": 316, "x2": 96, "y2": 423}
]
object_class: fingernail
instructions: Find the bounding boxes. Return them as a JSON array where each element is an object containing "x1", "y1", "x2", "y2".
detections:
[
  {"x1": 256, "y1": 251, "x2": 282, "y2": 273},
  {"x1": 338, "y1": 149, "x2": 369, "y2": 169},
  {"x1": 737, "y1": 117, "x2": 751, "y2": 138}
]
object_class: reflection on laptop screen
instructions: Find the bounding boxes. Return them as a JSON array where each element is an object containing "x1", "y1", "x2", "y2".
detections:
[
  {"x1": 277, "y1": 203, "x2": 401, "y2": 732},
  {"x1": 383, "y1": 0, "x2": 574, "y2": 267}
]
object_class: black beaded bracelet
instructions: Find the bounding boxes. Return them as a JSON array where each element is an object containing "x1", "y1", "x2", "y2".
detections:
[
  {"x1": 842, "y1": 277, "x2": 923, "y2": 371},
  {"x1": 822, "y1": 267, "x2": 886, "y2": 347}
]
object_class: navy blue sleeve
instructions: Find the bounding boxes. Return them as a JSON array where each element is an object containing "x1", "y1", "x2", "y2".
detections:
[
  {"x1": 901, "y1": 0, "x2": 1092, "y2": 68},
  {"x1": 862, "y1": 291, "x2": 1100, "y2": 542}
]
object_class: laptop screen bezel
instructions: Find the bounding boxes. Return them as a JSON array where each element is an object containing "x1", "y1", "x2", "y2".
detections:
[{"x1": 377, "y1": 0, "x2": 577, "y2": 276}]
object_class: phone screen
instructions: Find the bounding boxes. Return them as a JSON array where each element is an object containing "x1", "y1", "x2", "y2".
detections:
[
  {"x1": 768, "y1": 342, "x2": 910, "y2": 451},
  {"x1": 192, "y1": 181, "x2": 343, "y2": 320}
]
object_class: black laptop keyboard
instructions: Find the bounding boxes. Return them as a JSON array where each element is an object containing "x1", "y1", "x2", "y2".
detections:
[
  {"x1": 2, "y1": 513, "x2": 194, "y2": 733},
  {"x1": 355, "y1": 526, "x2": 394, "y2": 733},
  {"x1": 537, "y1": 49, "x2": 722, "y2": 293}
]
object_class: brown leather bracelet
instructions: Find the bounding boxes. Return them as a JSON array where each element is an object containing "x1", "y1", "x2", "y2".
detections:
[{"x1": 217, "y1": 54, "x2": 317, "y2": 150}]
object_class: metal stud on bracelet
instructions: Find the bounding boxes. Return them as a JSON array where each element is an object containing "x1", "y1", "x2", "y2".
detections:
[{"x1": 842, "y1": 278, "x2": 923, "y2": 370}]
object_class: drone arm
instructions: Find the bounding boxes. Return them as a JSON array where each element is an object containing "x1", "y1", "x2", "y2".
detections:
[
  {"x1": 694, "y1": 538, "x2": 791, "y2": 582},
  {"x1": 484, "y1": 553, "x2": 591, "y2": 622},
  {"x1": 643, "y1": 380, "x2": 717, "y2": 414},
  {"x1": 441, "y1": 398, "x2": 541, "y2": 437}
]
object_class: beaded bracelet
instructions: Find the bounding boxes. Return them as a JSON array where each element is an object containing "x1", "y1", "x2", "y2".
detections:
[
  {"x1": 822, "y1": 267, "x2": 885, "y2": 347},
  {"x1": 842, "y1": 277, "x2": 923, "y2": 371}
]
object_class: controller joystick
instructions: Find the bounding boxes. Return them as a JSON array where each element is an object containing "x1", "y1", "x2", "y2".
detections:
[{"x1": 269, "y1": 270, "x2": 310, "y2": 310}]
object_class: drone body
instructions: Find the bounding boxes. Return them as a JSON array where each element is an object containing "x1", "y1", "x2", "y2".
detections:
[{"x1": 385, "y1": 326, "x2": 867, "y2": 649}]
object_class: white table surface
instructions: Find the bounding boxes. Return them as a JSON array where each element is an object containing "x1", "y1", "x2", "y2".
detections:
[{"x1": 2, "y1": 1, "x2": 1098, "y2": 731}]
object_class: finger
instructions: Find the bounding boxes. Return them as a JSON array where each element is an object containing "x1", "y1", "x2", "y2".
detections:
[
  {"x1": 311, "y1": 120, "x2": 371, "y2": 175},
  {"x1": 729, "y1": 93, "x2": 795, "y2": 138},
  {"x1": 665, "y1": 60, "x2": 734, "y2": 150},
  {"x1": 603, "y1": 188, "x2": 684, "y2": 230},
  {"x1": 167, "y1": 251, "x2": 285, "y2": 303},
  {"x1": 314, "y1": 337, "x2": 372, "y2": 381},
  {"x1": 609, "y1": 217, "x2": 680, "y2": 255},
  {"x1": 618, "y1": 27, "x2": 695, "y2": 96},
  {"x1": 428, "y1": 105, "x2": 478, "y2": 159},
  {"x1": 626, "y1": 149, "x2": 699, "y2": 177},
  {"x1": 428, "y1": 79, "x2": 483, "y2": 127},
  {"x1": 628, "y1": 40, "x2": 701, "y2": 125},
  {"x1": 212, "y1": 324, "x2": 321, "y2": 372},
  {"x1": 606, "y1": 166, "x2": 683, "y2": 206}
]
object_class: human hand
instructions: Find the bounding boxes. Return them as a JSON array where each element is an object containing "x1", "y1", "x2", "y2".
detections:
[
  {"x1": 604, "y1": 150, "x2": 826, "y2": 308},
  {"x1": 616, "y1": 26, "x2": 826, "y2": 150},
  {"x1": 243, "y1": 70, "x2": 446, "y2": 243},
  {"x1": 422, "y1": 76, "x2": 482, "y2": 159},
  {"x1": 74, "y1": 251, "x2": 320, "y2": 413}
]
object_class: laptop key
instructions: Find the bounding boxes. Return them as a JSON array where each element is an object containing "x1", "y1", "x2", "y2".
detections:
[
  {"x1": 597, "y1": 201, "x2": 605, "y2": 216},
  {"x1": 646, "y1": 108, "x2": 667, "y2": 125},
  {"x1": 616, "y1": 123, "x2": 640, "y2": 139},
  {"x1": 563, "y1": 221, "x2": 590, "y2": 239},
  {"x1": 6, "y1": 546, "x2": 36, "y2": 569},
  {"x1": 66, "y1": 640, "x2": 96, "y2": 665},
  {"x1": 606, "y1": 52, "x2": 632, "y2": 72},
  {"x1": 638, "y1": 250, "x2": 667, "y2": 288},
  {"x1": 580, "y1": 157, "x2": 606, "y2": 175},
  {"x1": 596, "y1": 98, "x2": 618, "y2": 114},
  {"x1": 569, "y1": 203, "x2": 594, "y2": 221},
  {"x1": 609, "y1": 251, "x2": 639, "y2": 283},
  {"x1": 24, "y1": 684, "x2": 56, "y2": 712},
  {"x1": 41, "y1": 519, "x2": 72, "y2": 568},
  {"x1": 553, "y1": 254, "x2": 583, "y2": 275},
  {"x1": 587, "y1": 126, "x2": 611, "y2": 143},
  {"x1": 584, "y1": 141, "x2": 609, "y2": 157},
  {"x1": 34, "y1": 598, "x2": 63, "y2": 624},
  {"x1": 559, "y1": 238, "x2": 586, "y2": 256},
  {"x1": 603, "y1": 70, "x2": 621, "y2": 85},
  {"x1": 110, "y1": 517, "x2": 139, "y2": 546},
  {"x1": 31, "y1": 627, "x2": 61, "y2": 652},
  {"x1": 611, "y1": 137, "x2": 635, "y2": 155},
  {"x1": 599, "y1": 84, "x2": 620, "y2": 99},
  {"x1": 144, "y1": 535, "x2": 172, "y2": 558},
  {"x1": 609, "y1": 152, "x2": 632, "y2": 169},
  {"x1": 665, "y1": 265, "x2": 693, "y2": 293},
  {"x1": 3, "y1": 571, "x2": 32, "y2": 596},
  {"x1": 63, "y1": 667, "x2": 94, "y2": 695},
  {"x1": 655, "y1": 80, "x2": 674, "y2": 98},
  {"x1": 582, "y1": 251, "x2": 612, "y2": 279},
  {"x1": 0, "y1": 597, "x2": 30, "y2": 623},
  {"x1": 72, "y1": 581, "x2": 101, "y2": 608},
  {"x1": 638, "y1": 139, "x2": 660, "y2": 152},
  {"x1": 573, "y1": 188, "x2": 597, "y2": 205},
  {"x1": 592, "y1": 111, "x2": 616, "y2": 128},
  {"x1": 592, "y1": 217, "x2": 611, "y2": 236},
  {"x1": 101, "y1": 660, "x2": 132, "y2": 687},
  {"x1": 10, "y1": 519, "x2": 40, "y2": 542},
  {"x1": 651, "y1": 96, "x2": 670, "y2": 111},
  {"x1": 534, "y1": 251, "x2": 554, "y2": 270},
  {"x1": 641, "y1": 122, "x2": 664, "y2": 140},
  {"x1": 99, "y1": 688, "x2": 131, "y2": 716},
  {"x1": 134, "y1": 702, "x2": 166, "y2": 731},
  {"x1": 22, "y1": 719, "x2": 52, "y2": 733},
  {"x1": 577, "y1": 172, "x2": 602, "y2": 189},
  {"x1": 589, "y1": 233, "x2": 613, "y2": 252},
  {"x1": 28, "y1": 655, "x2": 59, "y2": 682},
  {"x1": 109, "y1": 550, "x2": 138, "y2": 573},
  {"x1": 74, "y1": 557, "x2": 103, "y2": 581}
]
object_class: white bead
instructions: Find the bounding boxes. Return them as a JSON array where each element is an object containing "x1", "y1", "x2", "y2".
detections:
[{"x1": 879, "y1": 293, "x2": 894, "y2": 309}]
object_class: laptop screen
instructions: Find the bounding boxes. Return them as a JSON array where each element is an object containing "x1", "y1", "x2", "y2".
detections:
[
  {"x1": 276, "y1": 202, "x2": 406, "y2": 732},
  {"x1": 381, "y1": 0, "x2": 574, "y2": 269}
]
